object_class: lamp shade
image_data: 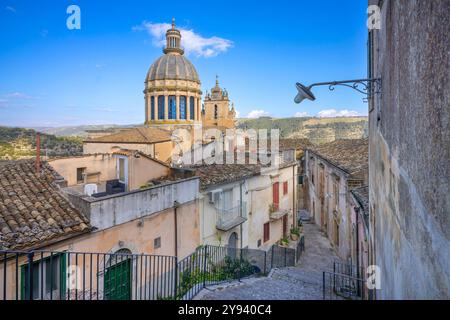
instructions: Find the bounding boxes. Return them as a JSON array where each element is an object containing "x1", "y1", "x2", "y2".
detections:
[{"x1": 294, "y1": 83, "x2": 316, "y2": 104}]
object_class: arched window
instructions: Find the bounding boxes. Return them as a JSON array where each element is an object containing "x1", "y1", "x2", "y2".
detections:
[
  {"x1": 168, "y1": 95, "x2": 176, "y2": 119},
  {"x1": 179, "y1": 96, "x2": 186, "y2": 120},
  {"x1": 158, "y1": 96, "x2": 165, "y2": 119},
  {"x1": 214, "y1": 105, "x2": 218, "y2": 119},
  {"x1": 189, "y1": 96, "x2": 195, "y2": 120},
  {"x1": 150, "y1": 96, "x2": 155, "y2": 120}
]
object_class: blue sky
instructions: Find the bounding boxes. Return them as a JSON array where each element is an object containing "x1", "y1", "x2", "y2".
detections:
[{"x1": 0, "y1": 0, "x2": 370, "y2": 127}]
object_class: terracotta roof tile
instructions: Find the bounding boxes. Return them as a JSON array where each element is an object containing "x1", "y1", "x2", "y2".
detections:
[
  {"x1": 0, "y1": 159, "x2": 91, "y2": 250},
  {"x1": 85, "y1": 127, "x2": 172, "y2": 144},
  {"x1": 309, "y1": 139, "x2": 368, "y2": 178}
]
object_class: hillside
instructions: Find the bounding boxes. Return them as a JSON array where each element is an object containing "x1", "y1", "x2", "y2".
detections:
[
  {"x1": 32, "y1": 124, "x2": 135, "y2": 137},
  {"x1": 0, "y1": 126, "x2": 83, "y2": 160},
  {"x1": 237, "y1": 117, "x2": 368, "y2": 145}
]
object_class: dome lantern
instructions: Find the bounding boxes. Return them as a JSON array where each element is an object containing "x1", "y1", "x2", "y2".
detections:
[{"x1": 163, "y1": 18, "x2": 184, "y2": 55}]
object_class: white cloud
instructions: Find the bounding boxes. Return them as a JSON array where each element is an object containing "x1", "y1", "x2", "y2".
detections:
[
  {"x1": 133, "y1": 21, "x2": 233, "y2": 58},
  {"x1": 316, "y1": 109, "x2": 361, "y2": 118},
  {"x1": 294, "y1": 111, "x2": 309, "y2": 117},
  {"x1": 5, "y1": 6, "x2": 16, "y2": 13},
  {"x1": 3, "y1": 92, "x2": 36, "y2": 99},
  {"x1": 246, "y1": 110, "x2": 270, "y2": 119}
]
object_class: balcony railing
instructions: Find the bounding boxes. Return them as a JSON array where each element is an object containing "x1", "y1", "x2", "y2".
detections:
[
  {"x1": 269, "y1": 198, "x2": 290, "y2": 220},
  {"x1": 216, "y1": 201, "x2": 247, "y2": 231}
]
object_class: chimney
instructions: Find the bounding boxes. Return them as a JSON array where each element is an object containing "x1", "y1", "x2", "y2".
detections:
[{"x1": 36, "y1": 133, "x2": 41, "y2": 175}]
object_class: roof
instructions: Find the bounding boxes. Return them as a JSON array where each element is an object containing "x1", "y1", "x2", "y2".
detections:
[
  {"x1": 308, "y1": 139, "x2": 368, "y2": 178},
  {"x1": 146, "y1": 54, "x2": 200, "y2": 83},
  {"x1": 278, "y1": 138, "x2": 315, "y2": 151},
  {"x1": 351, "y1": 186, "x2": 369, "y2": 214},
  {"x1": 190, "y1": 154, "x2": 297, "y2": 190},
  {"x1": 84, "y1": 127, "x2": 173, "y2": 144},
  {"x1": 0, "y1": 160, "x2": 91, "y2": 250}
]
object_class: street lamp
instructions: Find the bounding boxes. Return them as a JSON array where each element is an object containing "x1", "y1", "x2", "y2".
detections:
[{"x1": 294, "y1": 78, "x2": 382, "y2": 104}]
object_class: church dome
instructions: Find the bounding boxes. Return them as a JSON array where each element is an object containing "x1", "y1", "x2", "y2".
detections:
[{"x1": 146, "y1": 54, "x2": 200, "y2": 83}]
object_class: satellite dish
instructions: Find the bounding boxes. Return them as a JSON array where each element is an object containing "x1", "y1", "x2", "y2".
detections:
[{"x1": 294, "y1": 83, "x2": 316, "y2": 104}]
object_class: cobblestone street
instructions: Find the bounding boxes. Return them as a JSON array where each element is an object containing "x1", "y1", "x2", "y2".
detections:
[{"x1": 196, "y1": 221, "x2": 341, "y2": 300}]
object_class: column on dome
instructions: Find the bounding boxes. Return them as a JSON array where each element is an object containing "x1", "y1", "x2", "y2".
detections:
[
  {"x1": 186, "y1": 95, "x2": 191, "y2": 120},
  {"x1": 145, "y1": 95, "x2": 149, "y2": 123},
  {"x1": 164, "y1": 95, "x2": 169, "y2": 120},
  {"x1": 176, "y1": 95, "x2": 180, "y2": 121}
]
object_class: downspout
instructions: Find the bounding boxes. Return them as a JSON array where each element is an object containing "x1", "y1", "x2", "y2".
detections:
[
  {"x1": 355, "y1": 206, "x2": 360, "y2": 279},
  {"x1": 292, "y1": 164, "x2": 296, "y2": 228},
  {"x1": 174, "y1": 201, "x2": 180, "y2": 258},
  {"x1": 240, "y1": 182, "x2": 243, "y2": 249}
]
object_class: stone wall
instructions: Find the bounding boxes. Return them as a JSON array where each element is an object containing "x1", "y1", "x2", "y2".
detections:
[{"x1": 369, "y1": 0, "x2": 450, "y2": 299}]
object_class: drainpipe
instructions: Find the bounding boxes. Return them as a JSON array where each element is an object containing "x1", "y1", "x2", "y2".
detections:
[
  {"x1": 355, "y1": 206, "x2": 360, "y2": 279},
  {"x1": 292, "y1": 165, "x2": 296, "y2": 228},
  {"x1": 240, "y1": 182, "x2": 243, "y2": 249},
  {"x1": 174, "y1": 201, "x2": 180, "y2": 258}
]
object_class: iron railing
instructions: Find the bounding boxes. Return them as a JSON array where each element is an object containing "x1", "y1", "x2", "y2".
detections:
[
  {"x1": 0, "y1": 250, "x2": 177, "y2": 300},
  {"x1": 322, "y1": 271, "x2": 366, "y2": 300},
  {"x1": 1, "y1": 241, "x2": 306, "y2": 300},
  {"x1": 216, "y1": 202, "x2": 247, "y2": 231}
]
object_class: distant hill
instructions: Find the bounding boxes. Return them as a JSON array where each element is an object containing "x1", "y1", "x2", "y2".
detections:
[
  {"x1": 0, "y1": 126, "x2": 83, "y2": 160},
  {"x1": 31, "y1": 124, "x2": 136, "y2": 137},
  {"x1": 237, "y1": 117, "x2": 368, "y2": 145}
]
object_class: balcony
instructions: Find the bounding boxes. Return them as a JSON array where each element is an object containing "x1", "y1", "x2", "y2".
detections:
[
  {"x1": 269, "y1": 199, "x2": 290, "y2": 220},
  {"x1": 216, "y1": 201, "x2": 247, "y2": 231}
]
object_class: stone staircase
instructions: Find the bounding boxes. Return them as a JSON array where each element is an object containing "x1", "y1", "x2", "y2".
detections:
[{"x1": 196, "y1": 222, "x2": 341, "y2": 300}]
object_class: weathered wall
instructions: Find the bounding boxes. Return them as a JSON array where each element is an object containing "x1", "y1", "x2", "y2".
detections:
[
  {"x1": 305, "y1": 150, "x2": 352, "y2": 260},
  {"x1": 83, "y1": 142, "x2": 155, "y2": 158},
  {"x1": 49, "y1": 154, "x2": 117, "y2": 186},
  {"x1": 369, "y1": 0, "x2": 450, "y2": 299}
]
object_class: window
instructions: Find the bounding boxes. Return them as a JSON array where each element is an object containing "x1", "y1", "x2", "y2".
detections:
[
  {"x1": 76, "y1": 167, "x2": 86, "y2": 184},
  {"x1": 214, "y1": 105, "x2": 218, "y2": 119},
  {"x1": 189, "y1": 96, "x2": 195, "y2": 120},
  {"x1": 263, "y1": 222, "x2": 270, "y2": 243},
  {"x1": 179, "y1": 96, "x2": 186, "y2": 120},
  {"x1": 150, "y1": 96, "x2": 155, "y2": 120},
  {"x1": 272, "y1": 182, "x2": 279, "y2": 211},
  {"x1": 158, "y1": 96, "x2": 165, "y2": 119},
  {"x1": 283, "y1": 181, "x2": 288, "y2": 195},
  {"x1": 21, "y1": 254, "x2": 65, "y2": 300},
  {"x1": 333, "y1": 179, "x2": 339, "y2": 210},
  {"x1": 168, "y1": 95, "x2": 176, "y2": 119},
  {"x1": 154, "y1": 237, "x2": 161, "y2": 249},
  {"x1": 117, "y1": 157, "x2": 127, "y2": 184}
]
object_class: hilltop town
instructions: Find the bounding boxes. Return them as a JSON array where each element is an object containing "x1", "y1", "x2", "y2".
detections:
[{"x1": 0, "y1": 1, "x2": 448, "y2": 302}]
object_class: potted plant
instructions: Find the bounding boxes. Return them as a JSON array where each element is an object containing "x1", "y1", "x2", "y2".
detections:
[
  {"x1": 268, "y1": 203, "x2": 276, "y2": 214},
  {"x1": 279, "y1": 237, "x2": 290, "y2": 247},
  {"x1": 290, "y1": 227, "x2": 300, "y2": 241}
]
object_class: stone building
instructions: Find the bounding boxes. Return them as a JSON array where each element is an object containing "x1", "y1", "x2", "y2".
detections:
[
  {"x1": 0, "y1": 157, "x2": 200, "y2": 299},
  {"x1": 305, "y1": 139, "x2": 368, "y2": 260},
  {"x1": 202, "y1": 76, "x2": 236, "y2": 130},
  {"x1": 368, "y1": 0, "x2": 450, "y2": 299},
  {"x1": 191, "y1": 154, "x2": 298, "y2": 251},
  {"x1": 83, "y1": 127, "x2": 174, "y2": 162}
]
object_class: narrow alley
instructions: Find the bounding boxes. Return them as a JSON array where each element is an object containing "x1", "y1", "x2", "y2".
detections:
[{"x1": 196, "y1": 221, "x2": 341, "y2": 300}]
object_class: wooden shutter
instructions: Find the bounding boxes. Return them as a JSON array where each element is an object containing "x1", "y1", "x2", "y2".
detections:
[
  {"x1": 263, "y1": 222, "x2": 270, "y2": 243},
  {"x1": 272, "y1": 182, "x2": 279, "y2": 210}
]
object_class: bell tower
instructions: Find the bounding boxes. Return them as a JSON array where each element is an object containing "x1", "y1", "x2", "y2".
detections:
[{"x1": 202, "y1": 76, "x2": 236, "y2": 130}]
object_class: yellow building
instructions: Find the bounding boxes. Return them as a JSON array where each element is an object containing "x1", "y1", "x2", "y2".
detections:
[{"x1": 202, "y1": 76, "x2": 236, "y2": 130}]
